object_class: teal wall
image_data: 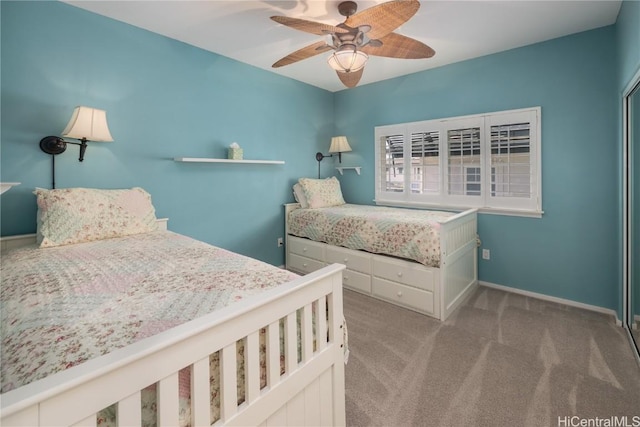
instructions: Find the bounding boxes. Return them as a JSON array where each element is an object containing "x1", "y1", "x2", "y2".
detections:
[
  {"x1": 1, "y1": 1, "x2": 636, "y2": 314},
  {"x1": 0, "y1": 1, "x2": 335, "y2": 265},
  {"x1": 334, "y1": 27, "x2": 619, "y2": 310}
]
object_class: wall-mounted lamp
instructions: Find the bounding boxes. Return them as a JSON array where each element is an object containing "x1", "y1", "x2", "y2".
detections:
[
  {"x1": 315, "y1": 136, "x2": 353, "y2": 178},
  {"x1": 39, "y1": 106, "x2": 113, "y2": 162},
  {"x1": 328, "y1": 136, "x2": 352, "y2": 163}
]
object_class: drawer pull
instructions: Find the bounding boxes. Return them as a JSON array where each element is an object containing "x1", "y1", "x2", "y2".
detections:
[
  {"x1": 344, "y1": 276, "x2": 349, "y2": 281},
  {"x1": 303, "y1": 263, "x2": 308, "y2": 267},
  {"x1": 302, "y1": 247, "x2": 308, "y2": 252},
  {"x1": 397, "y1": 291, "x2": 403, "y2": 297},
  {"x1": 397, "y1": 272, "x2": 403, "y2": 277},
  {"x1": 343, "y1": 258, "x2": 349, "y2": 263}
]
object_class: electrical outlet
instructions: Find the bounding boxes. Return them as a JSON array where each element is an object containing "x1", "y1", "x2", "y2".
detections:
[
  {"x1": 482, "y1": 249, "x2": 490, "y2": 260},
  {"x1": 277, "y1": 237, "x2": 284, "y2": 247}
]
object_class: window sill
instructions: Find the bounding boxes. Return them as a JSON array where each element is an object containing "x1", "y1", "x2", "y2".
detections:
[{"x1": 374, "y1": 199, "x2": 543, "y2": 218}]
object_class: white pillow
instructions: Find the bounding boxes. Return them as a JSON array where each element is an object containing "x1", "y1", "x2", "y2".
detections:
[
  {"x1": 293, "y1": 183, "x2": 309, "y2": 208},
  {"x1": 298, "y1": 177, "x2": 345, "y2": 209}
]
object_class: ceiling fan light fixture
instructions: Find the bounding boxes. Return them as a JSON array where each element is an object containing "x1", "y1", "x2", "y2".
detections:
[{"x1": 327, "y1": 45, "x2": 368, "y2": 73}]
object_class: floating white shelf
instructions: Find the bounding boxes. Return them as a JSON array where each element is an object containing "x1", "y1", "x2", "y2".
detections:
[
  {"x1": 336, "y1": 166, "x2": 361, "y2": 175},
  {"x1": 174, "y1": 157, "x2": 285, "y2": 165},
  {"x1": 0, "y1": 182, "x2": 20, "y2": 195}
]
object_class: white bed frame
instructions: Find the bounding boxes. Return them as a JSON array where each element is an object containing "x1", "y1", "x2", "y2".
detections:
[
  {"x1": 0, "y1": 224, "x2": 347, "y2": 427},
  {"x1": 285, "y1": 204, "x2": 478, "y2": 321}
]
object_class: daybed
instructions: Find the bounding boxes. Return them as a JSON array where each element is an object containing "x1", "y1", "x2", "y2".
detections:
[
  {"x1": 286, "y1": 177, "x2": 478, "y2": 321},
  {"x1": 1, "y1": 187, "x2": 346, "y2": 427}
]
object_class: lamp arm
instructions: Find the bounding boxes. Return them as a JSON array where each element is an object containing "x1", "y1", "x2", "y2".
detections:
[
  {"x1": 65, "y1": 138, "x2": 88, "y2": 162},
  {"x1": 315, "y1": 152, "x2": 334, "y2": 179},
  {"x1": 316, "y1": 152, "x2": 333, "y2": 162}
]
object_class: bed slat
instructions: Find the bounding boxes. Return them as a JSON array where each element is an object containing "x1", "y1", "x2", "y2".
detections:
[
  {"x1": 266, "y1": 321, "x2": 280, "y2": 388},
  {"x1": 220, "y1": 343, "x2": 238, "y2": 421},
  {"x1": 316, "y1": 296, "x2": 327, "y2": 351},
  {"x1": 191, "y1": 358, "x2": 210, "y2": 426},
  {"x1": 117, "y1": 391, "x2": 141, "y2": 426},
  {"x1": 158, "y1": 372, "x2": 179, "y2": 426},
  {"x1": 327, "y1": 293, "x2": 335, "y2": 344},
  {"x1": 285, "y1": 312, "x2": 297, "y2": 374},
  {"x1": 301, "y1": 303, "x2": 313, "y2": 362},
  {"x1": 245, "y1": 331, "x2": 260, "y2": 404}
]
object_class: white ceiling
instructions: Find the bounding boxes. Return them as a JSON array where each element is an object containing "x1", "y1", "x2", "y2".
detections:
[{"x1": 65, "y1": 1, "x2": 622, "y2": 92}]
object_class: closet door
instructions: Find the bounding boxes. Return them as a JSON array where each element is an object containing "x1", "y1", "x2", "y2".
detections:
[{"x1": 624, "y1": 68, "x2": 640, "y2": 359}]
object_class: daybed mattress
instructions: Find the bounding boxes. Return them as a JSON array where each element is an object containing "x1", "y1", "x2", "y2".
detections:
[
  {"x1": 288, "y1": 204, "x2": 455, "y2": 268},
  {"x1": 1, "y1": 230, "x2": 298, "y2": 424}
]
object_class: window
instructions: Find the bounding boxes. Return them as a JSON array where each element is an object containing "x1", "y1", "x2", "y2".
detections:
[{"x1": 374, "y1": 107, "x2": 541, "y2": 216}]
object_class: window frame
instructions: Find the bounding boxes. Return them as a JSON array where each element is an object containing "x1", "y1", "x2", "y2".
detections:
[{"x1": 374, "y1": 107, "x2": 542, "y2": 217}]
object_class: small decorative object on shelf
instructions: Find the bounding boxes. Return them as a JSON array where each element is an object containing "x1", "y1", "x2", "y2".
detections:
[{"x1": 228, "y1": 142, "x2": 243, "y2": 160}]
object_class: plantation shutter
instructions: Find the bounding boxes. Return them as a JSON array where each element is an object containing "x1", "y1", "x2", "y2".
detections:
[
  {"x1": 410, "y1": 130, "x2": 440, "y2": 195},
  {"x1": 485, "y1": 109, "x2": 540, "y2": 212}
]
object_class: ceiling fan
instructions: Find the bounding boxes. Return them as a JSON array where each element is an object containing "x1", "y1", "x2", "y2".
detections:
[{"x1": 271, "y1": 0, "x2": 435, "y2": 89}]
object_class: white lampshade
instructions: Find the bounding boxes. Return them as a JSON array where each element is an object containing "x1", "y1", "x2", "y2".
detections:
[
  {"x1": 327, "y1": 46, "x2": 368, "y2": 73},
  {"x1": 329, "y1": 136, "x2": 352, "y2": 154},
  {"x1": 62, "y1": 106, "x2": 113, "y2": 142}
]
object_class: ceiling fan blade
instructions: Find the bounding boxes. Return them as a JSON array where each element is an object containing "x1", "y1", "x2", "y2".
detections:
[
  {"x1": 337, "y1": 68, "x2": 364, "y2": 88},
  {"x1": 272, "y1": 41, "x2": 333, "y2": 68},
  {"x1": 271, "y1": 16, "x2": 349, "y2": 36},
  {"x1": 345, "y1": 0, "x2": 420, "y2": 40},
  {"x1": 362, "y1": 32, "x2": 435, "y2": 59}
]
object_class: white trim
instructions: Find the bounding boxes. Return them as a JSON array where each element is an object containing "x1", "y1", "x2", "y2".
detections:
[
  {"x1": 374, "y1": 106, "x2": 542, "y2": 217},
  {"x1": 479, "y1": 281, "x2": 621, "y2": 326},
  {"x1": 623, "y1": 65, "x2": 640, "y2": 332},
  {"x1": 374, "y1": 198, "x2": 543, "y2": 218}
]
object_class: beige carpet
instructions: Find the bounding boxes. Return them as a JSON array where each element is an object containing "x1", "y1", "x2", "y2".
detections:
[{"x1": 344, "y1": 286, "x2": 640, "y2": 427}]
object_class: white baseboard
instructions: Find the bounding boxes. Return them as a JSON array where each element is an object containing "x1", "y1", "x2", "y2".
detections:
[{"x1": 478, "y1": 280, "x2": 622, "y2": 326}]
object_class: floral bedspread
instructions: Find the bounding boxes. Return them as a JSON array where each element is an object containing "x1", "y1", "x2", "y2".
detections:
[
  {"x1": 288, "y1": 204, "x2": 455, "y2": 267},
  {"x1": 1, "y1": 230, "x2": 299, "y2": 424}
]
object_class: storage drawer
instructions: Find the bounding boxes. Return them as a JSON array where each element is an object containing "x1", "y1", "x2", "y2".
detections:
[
  {"x1": 372, "y1": 278, "x2": 435, "y2": 316},
  {"x1": 342, "y1": 269, "x2": 371, "y2": 293},
  {"x1": 288, "y1": 254, "x2": 325, "y2": 275},
  {"x1": 326, "y1": 246, "x2": 372, "y2": 274},
  {"x1": 372, "y1": 255, "x2": 435, "y2": 292},
  {"x1": 288, "y1": 236, "x2": 324, "y2": 261}
]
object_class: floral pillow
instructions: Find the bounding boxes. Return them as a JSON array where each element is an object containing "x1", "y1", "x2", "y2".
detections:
[
  {"x1": 34, "y1": 187, "x2": 158, "y2": 248},
  {"x1": 298, "y1": 177, "x2": 346, "y2": 209}
]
